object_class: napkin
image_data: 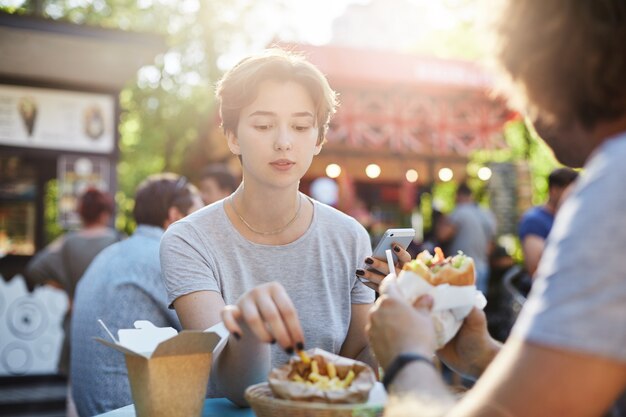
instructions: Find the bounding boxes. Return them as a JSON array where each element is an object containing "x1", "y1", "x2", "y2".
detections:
[{"x1": 394, "y1": 270, "x2": 487, "y2": 347}]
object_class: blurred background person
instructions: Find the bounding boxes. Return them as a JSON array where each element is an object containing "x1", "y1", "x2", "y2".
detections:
[
  {"x1": 70, "y1": 173, "x2": 202, "y2": 417},
  {"x1": 518, "y1": 167, "x2": 578, "y2": 277},
  {"x1": 23, "y1": 187, "x2": 121, "y2": 377},
  {"x1": 198, "y1": 163, "x2": 239, "y2": 205},
  {"x1": 436, "y1": 182, "x2": 496, "y2": 294}
]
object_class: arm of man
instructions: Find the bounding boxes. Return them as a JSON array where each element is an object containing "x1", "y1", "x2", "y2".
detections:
[
  {"x1": 446, "y1": 337, "x2": 626, "y2": 417},
  {"x1": 174, "y1": 290, "x2": 271, "y2": 407},
  {"x1": 340, "y1": 303, "x2": 377, "y2": 370},
  {"x1": 386, "y1": 337, "x2": 626, "y2": 417},
  {"x1": 521, "y1": 234, "x2": 545, "y2": 278}
]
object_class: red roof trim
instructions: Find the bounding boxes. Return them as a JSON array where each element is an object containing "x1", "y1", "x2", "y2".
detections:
[{"x1": 276, "y1": 42, "x2": 494, "y2": 90}]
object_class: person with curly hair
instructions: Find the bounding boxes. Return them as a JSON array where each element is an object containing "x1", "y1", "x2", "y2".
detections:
[{"x1": 367, "y1": 1, "x2": 626, "y2": 416}]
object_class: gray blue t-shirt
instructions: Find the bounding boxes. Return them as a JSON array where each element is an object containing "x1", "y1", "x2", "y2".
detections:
[
  {"x1": 447, "y1": 203, "x2": 496, "y2": 270},
  {"x1": 71, "y1": 225, "x2": 180, "y2": 417},
  {"x1": 513, "y1": 132, "x2": 626, "y2": 414},
  {"x1": 160, "y1": 197, "x2": 375, "y2": 367}
]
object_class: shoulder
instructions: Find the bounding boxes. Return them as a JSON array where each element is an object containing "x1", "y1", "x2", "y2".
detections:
[
  {"x1": 313, "y1": 199, "x2": 368, "y2": 236},
  {"x1": 519, "y1": 207, "x2": 552, "y2": 239},
  {"x1": 310, "y1": 200, "x2": 371, "y2": 254},
  {"x1": 163, "y1": 202, "x2": 225, "y2": 243},
  {"x1": 523, "y1": 205, "x2": 547, "y2": 217},
  {"x1": 448, "y1": 205, "x2": 468, "y2": 221}
]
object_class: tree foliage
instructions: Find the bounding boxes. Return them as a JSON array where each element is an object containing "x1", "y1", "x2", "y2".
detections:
[{"x1": 1, "y1": 0, "x2": 292, "y2": 235}]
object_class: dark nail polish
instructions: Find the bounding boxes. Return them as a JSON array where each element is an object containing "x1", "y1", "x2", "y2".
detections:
[
  {"x1": 296, "y1": 342, "x2": 304, "y2": 351},
  {"x1": 364, "y1": 257, "x2": 374, "y2": 265},
  {"x1": 270, "y1": 339, "x2": 277, "y2": 344},
  {"x1": 355, "y1": 269, "x2": 365, "y2": 276},
  {"x1": 233, "y1": 332, "x2": 241, "y2": 340},
  {"x1": 393, "y1": 245, "x2": 400, "y2": 252},
  {"x1": 285, "y1": 347, "x2": 294, "y2": 355}
]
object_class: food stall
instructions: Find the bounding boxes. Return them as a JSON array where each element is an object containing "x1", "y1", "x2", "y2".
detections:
[
  {"x1": 284, "y1": 44, "x2": 515, "y2": 229},
  {"x1": 0, "y1": 12, "x2": 163, "y2": 375}
]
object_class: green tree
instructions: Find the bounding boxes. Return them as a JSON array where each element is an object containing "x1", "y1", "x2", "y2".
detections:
[{"x1": 1, "y1": 0, "x2": 296, "y2": 235}]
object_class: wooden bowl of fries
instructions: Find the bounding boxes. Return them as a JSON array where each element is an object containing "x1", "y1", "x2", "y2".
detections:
[
  {"x1": 245, "y1": 348, "x2": 382, "y2": 417},
  {"x1": 245, "y1": 383, "x2": 384, "y2": 417}
]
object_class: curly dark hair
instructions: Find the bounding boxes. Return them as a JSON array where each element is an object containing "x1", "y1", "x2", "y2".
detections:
[{"x1": 493, "y1": 0, "x2": 626, "y2": 129}]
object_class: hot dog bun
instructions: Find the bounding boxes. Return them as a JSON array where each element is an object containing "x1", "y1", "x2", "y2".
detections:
[
  {"x1": 428, "y1": 258, "x2": 475, "y2": 286},
  {"x1": 402, "y1": 249, "x2": 475, "y2": 286}
]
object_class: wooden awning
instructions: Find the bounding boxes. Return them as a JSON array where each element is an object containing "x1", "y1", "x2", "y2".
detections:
[{"x1": 0, "y1": 13, "x2": 165, "y2": 91}]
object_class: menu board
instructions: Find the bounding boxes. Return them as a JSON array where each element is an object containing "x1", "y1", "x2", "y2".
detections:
[{"x1": 0, "y1": 84, "x2": 115, "y2": 154}]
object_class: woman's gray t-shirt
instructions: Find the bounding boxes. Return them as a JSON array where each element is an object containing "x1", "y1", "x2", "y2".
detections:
[{"x1": 160, "y1": 197, "x2": 375, "y2": 366}]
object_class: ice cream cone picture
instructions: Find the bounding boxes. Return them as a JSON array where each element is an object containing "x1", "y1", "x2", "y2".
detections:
[
  {"x1": 84, "y1": 105, "x2": 104, "y2": 140},
  {"x1": 18, "y1": 97, "x2": 38, "y2": 137}
]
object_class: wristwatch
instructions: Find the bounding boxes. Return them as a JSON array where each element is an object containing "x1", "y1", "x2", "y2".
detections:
[{"x1": 382, "y1": 352, "x2": 435, "y2": 390}]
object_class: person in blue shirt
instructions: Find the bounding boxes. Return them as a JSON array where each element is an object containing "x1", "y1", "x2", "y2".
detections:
[
  {"x1": 518, "y1": 167, "x2": 578, "y2": 277},
  {"x1": 69, "y1": 173, "x2": 203, "y2": 417}
]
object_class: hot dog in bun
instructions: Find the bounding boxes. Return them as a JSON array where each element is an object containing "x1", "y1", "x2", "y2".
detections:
[{"x1": 402, "y1": 247, "x2": 475, "y2": 287}]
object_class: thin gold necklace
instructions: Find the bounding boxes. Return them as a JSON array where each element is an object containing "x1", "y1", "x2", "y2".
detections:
[{"x1": 230, "y1": 192, "x2": 303, "y2": 236}]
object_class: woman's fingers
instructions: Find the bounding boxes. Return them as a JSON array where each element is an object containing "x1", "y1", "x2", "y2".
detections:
[
  {"x1": 229, "y1": 282, "x2": 303, "y2": 352},
  {"x1": 238, "y1": 291, "x2": 275, "y2": 343},
  {"x1": 270, "y1": 284, "x2": 304, "y2": 351},
  {"x1": 356, "y1": 257, "x2": 390, "y2": 289},
  {"x1": 359, "y1": 242, "x2": 412, "y2": 281},
  {"x1": 394, "y1": 244, "x2": 412, "y2": 270},
  {"x1": 221, "y1": 305, "x2": 243, "y2": 339}
]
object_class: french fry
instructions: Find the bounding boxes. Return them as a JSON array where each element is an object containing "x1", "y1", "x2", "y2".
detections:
[
  {"x1": 310, "y1": 359, "x2": 319, "y2": 375},
  {"x1": 288, "y1": 353, "x2": 358, "y2": 391},
  {"x1": 327, "y1": 362, "x2": 337, "y2": 379},
  {"x1": 308, "y1": 372, "x2": 322, "y2": 382},
  {"x1": 341, "y1": 370, "x2": 355, "y2": 388},
  {"x1": 298, "y1": 350, "x2": 311, "y2": 365}
]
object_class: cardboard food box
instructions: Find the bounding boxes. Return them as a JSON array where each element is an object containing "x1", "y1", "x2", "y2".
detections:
[{"x1": 96, "y1": 320, "x2": 225, "y2": 417}]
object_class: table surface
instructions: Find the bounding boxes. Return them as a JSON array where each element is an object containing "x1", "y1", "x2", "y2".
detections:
[
  {"x1": 97, "y1": 382, "x2": 387, "y2": 416},
  {"x1": 96, "y1": 397, "x2": 255, "y2": 417}
]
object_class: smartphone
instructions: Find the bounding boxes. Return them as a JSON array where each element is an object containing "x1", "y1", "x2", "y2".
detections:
[{"x1": 371, "y1": 228, "x2": 416, "y2": 263}]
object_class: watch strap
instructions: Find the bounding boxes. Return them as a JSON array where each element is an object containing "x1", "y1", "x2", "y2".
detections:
[{"x1": 382, "y1": 352, "x2": 435, "y2": 390}]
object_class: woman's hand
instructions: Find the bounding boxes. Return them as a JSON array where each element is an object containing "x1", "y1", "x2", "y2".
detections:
[
  {"x1": 357, "y1": 245, "x2": 412, "y2": 292},
  {"x1": 366, "y1": 278, "x2": 437, "y2": 370},
  {"x1": 221, "y1": 282, "x2": 304, "y2": 353}
]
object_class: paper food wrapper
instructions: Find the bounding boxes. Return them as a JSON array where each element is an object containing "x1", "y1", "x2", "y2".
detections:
[
  {"x1": 395, "y1": 270, "x2": 487, "y2": 348},
  {"x1": 268, "y1": 348, "x2": 376, "y2": 404}
]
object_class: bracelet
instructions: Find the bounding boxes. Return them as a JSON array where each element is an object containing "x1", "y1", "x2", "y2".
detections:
[{"x1": 382, "y1": 352, "x2": 435, "y2": 390}]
